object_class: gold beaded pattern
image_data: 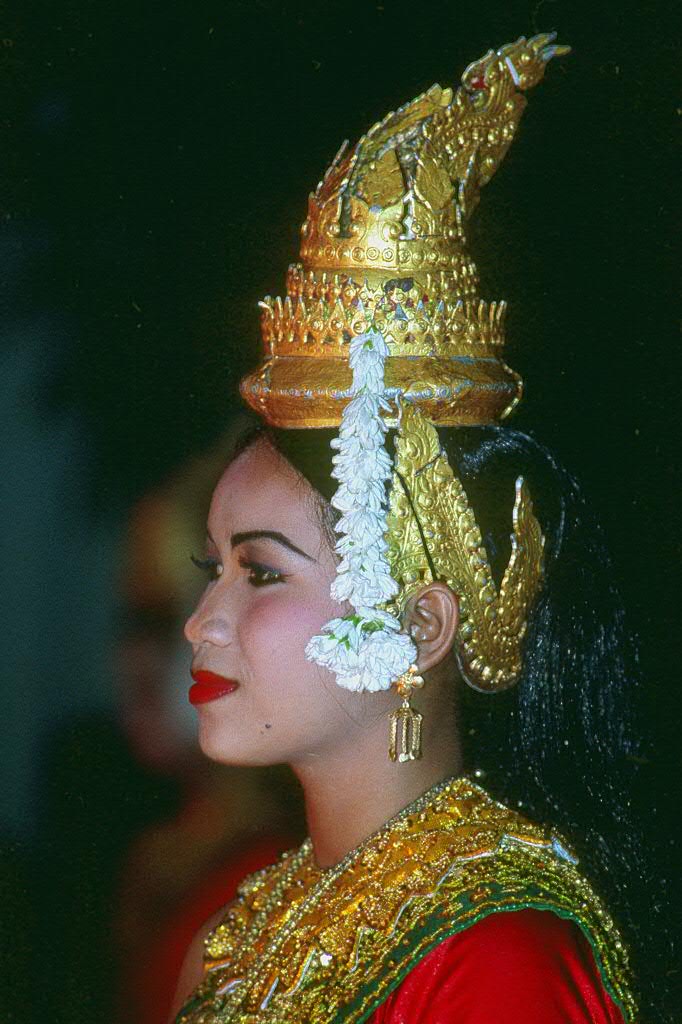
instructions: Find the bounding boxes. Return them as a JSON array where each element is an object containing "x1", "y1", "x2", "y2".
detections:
[{"x1": 176, "y1": 778, "x2": 635, "y2": 1023}]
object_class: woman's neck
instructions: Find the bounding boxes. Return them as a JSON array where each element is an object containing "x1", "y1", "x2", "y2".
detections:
[{"x1": 292, "y1": 693, "x2": 463, "y2": 869}]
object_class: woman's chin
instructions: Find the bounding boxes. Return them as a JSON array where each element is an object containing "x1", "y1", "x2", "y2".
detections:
[{"x1": 195, "y1": 721, "x2": 281, "y2": 768}]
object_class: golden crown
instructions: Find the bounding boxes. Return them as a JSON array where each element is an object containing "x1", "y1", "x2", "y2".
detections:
[
  {"x1": 241, "y1": 33, "x2": 569, "y2": 428},
  {"x1": 240, "y1": 34, "x2": 567, "y2": 696}
]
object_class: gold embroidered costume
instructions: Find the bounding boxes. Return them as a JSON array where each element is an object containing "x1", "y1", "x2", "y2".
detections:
[{"x1": 176, "y1": 777, "x2": 635, "y2": 1022}]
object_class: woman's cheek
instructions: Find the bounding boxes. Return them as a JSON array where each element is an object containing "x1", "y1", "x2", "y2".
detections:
[{"x1": 237, "y1": 587, "x2": 328, "y2": 667}]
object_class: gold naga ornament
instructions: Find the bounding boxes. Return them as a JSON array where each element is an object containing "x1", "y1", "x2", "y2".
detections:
[{"x1": 240, "y1": 33, "x2": 568, "y2": 723}]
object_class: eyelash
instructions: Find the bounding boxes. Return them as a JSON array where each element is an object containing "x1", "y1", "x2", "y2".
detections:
[
  {"x1": 189, "y1": 554, "x2": 285, "y2": 588},
  {"x1": 190, "y1": 554, "x2": 223, "y2": 581},
  {"x1": 239, "y1": 557, "x2": 286, "y2": 588}
]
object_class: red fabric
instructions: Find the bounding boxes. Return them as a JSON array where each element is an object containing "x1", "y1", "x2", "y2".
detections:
[{"x1": 369, "y1": 909, "x2": 625, "y2": 1023}]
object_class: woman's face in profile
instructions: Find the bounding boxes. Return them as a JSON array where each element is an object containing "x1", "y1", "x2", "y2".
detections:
[{"x1": 184, "y1": 439, "x2": 393, "y2": 767}]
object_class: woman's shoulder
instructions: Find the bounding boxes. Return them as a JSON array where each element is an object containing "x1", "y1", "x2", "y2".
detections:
[
  {"x1": 371, "y1": 909, "x2": 627, "y2": 1024},
  {"x1": 167, "y1": 841, "x2": 305, "y2": 1022},
  {"x1": 167, "y1": 903, "x2": 230, "y2": 1023}
]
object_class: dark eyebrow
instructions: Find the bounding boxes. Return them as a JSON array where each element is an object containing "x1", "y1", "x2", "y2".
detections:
[{"x1": 230, "y1": 530, "x2": 315, "y2": 562}]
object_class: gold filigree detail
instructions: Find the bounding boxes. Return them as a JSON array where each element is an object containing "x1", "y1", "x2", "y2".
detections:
[
  {"x1": 385, "y1": 403, "x2": 545, "y2": 691},
  {"x1": 257, "y1": 276, "x2": 504, "y2": 357}
]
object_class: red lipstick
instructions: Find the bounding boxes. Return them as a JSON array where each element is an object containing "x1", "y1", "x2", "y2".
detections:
[{"x1": 189, "y1": 669, "x2": 239, "y2": 705}]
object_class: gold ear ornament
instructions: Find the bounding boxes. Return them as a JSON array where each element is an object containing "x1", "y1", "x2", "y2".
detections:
[
  {"x1": 389, "y1": 664, "x2": 425, "y2": 762},
  {"x1": 386, "y1": 403, "x2": 545, "y2": 693}
]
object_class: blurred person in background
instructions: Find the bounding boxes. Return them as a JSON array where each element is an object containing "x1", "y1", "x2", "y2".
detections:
[{"x1": 113, "y1": 423, "x2": 303, "y2": 1024}]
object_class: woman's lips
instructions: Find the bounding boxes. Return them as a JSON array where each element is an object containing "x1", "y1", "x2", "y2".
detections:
[{"x1": 189, "y1": 669, "x2": 239, "y2": 705}]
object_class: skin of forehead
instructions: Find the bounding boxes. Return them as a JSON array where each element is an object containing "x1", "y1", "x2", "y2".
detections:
[{"x1": 208, "y1": 440, "x2": 333, "y2": 565}]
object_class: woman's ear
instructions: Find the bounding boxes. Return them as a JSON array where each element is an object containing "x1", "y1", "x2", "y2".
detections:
[{"x1": 403, "y1": 583, "x2": 460, "y2": 673}]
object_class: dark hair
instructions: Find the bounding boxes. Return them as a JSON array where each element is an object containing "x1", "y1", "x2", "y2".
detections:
[{"x1": 231, "y1": 416, "x2": 670, "y2": 1021}]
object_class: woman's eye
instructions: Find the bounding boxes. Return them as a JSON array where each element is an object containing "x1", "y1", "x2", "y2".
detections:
[
  {"x1": 190, "y1": 554, "x2": 223, "y2": 581},
  {"x1": 238, "y1": 558, "x2": 285, "y2": 587}
]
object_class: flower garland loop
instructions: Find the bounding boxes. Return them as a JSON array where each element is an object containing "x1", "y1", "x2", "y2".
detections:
[{"x1": 305, "y1": 330, "x2": 417, "y2": 692}]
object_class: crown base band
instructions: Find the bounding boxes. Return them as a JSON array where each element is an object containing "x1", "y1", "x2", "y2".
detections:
[{"x1": 240, "y1": 355, "x2": 521, "y2": 428}]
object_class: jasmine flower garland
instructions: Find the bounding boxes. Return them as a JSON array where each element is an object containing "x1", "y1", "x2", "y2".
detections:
[{"x1": 305, "y1": 329, "x2": 417, "y2": 692}]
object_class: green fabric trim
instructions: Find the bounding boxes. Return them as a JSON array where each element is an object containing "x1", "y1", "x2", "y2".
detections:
[{"x1": 335, "y1": 899, "x2": 632, "y2": 1024}]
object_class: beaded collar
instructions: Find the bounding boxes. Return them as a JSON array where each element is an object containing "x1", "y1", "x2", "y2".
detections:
[{"x1": 177, "y1": 776, "x2": 635, "y2": 1023}]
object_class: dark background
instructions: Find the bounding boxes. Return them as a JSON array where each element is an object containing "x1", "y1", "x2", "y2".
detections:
[{"x1": 1, "y1": 1, "x2": 679, "y2": 1021}]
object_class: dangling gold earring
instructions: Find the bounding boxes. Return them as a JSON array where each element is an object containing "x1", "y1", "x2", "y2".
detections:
[{"x1": 389, "y1": 664, "x2": 425, "y2": 762}]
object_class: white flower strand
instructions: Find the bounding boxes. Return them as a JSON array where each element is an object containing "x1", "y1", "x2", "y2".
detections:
[{"x1": 305, "y1": 330, "x2": 417, "y2": 692}]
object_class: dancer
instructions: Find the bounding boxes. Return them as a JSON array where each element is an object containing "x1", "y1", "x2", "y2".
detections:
[{"x1": 173, "y1": 34, "x2": 637, "y2": 1022}]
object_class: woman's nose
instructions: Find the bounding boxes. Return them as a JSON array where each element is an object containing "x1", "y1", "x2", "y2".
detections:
[{"x1": 184, "y1": 586, "x2": 233, "y2": 648}]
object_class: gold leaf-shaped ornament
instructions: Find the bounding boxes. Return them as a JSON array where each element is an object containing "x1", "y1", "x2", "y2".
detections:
[{"x1": 385, "y1": 402, "x2": 545, "y2": 692}]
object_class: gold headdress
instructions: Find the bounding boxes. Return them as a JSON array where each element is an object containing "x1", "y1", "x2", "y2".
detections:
[{"x1": 240, "y1": 34, "x2": 567, "y2": 708}]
